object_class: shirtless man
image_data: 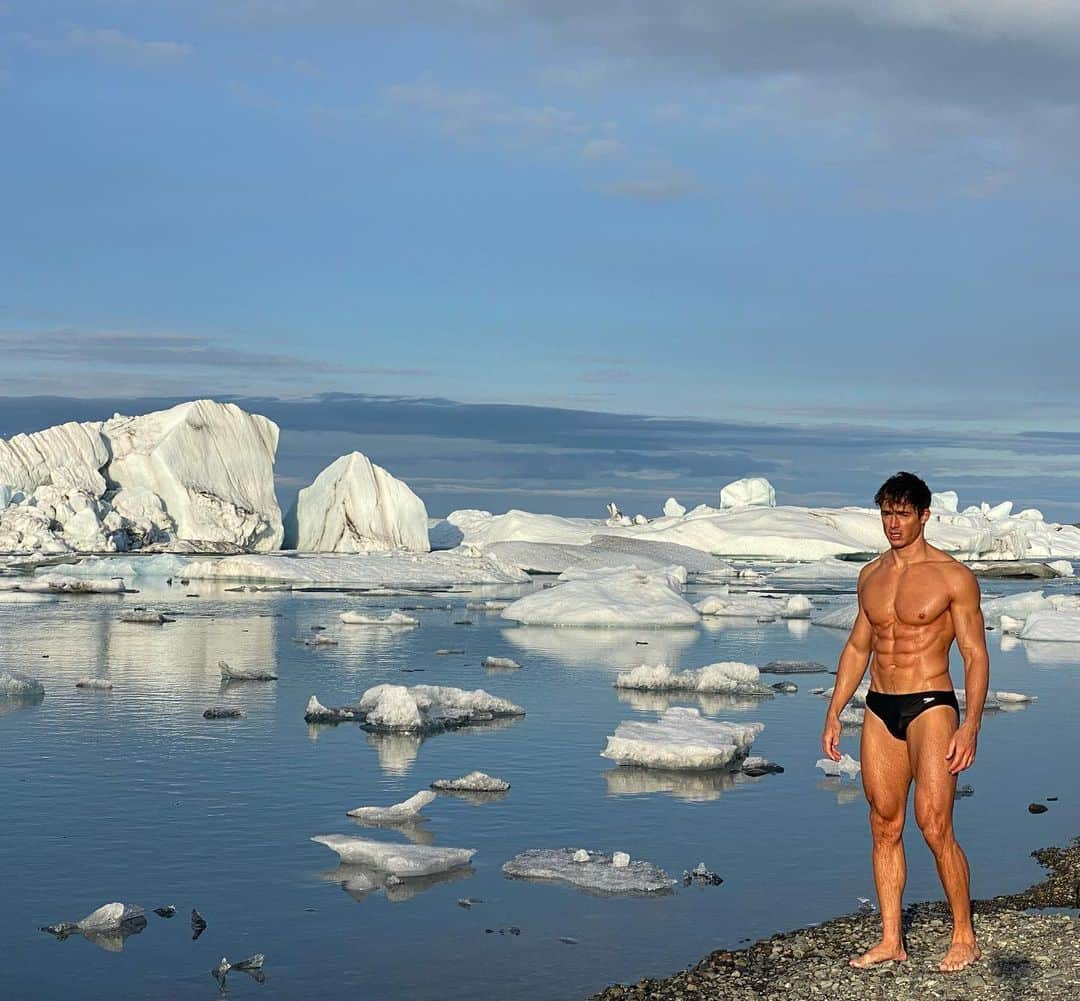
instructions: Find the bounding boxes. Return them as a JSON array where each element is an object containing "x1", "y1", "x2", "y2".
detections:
[{"x1": 821, "y1": 471, "x2": 988, "y2": 973}]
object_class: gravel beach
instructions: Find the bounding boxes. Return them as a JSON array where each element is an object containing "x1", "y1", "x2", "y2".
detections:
[{"x1": 591, "y1": 839, "x2": 1080, "y2": 1001}]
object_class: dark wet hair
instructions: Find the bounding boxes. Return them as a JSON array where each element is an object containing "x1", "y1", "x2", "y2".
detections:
[{"x1": 874, "y1": 471, "x2": 931, "y2": 513}]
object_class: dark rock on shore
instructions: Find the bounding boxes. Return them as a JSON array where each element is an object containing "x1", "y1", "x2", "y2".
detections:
[{"x1": 590, "y1": 838, "x2": 1080, "y2": 1001}]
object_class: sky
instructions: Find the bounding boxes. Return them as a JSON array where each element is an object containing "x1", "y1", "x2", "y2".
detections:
[{"x1": 1, "y1": 3, "x2": 1079, "y2": 515}]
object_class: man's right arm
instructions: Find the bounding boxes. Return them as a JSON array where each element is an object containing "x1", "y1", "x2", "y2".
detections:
[{"x1": 821, "y1": 572, "x2": 874, "y2": 760}]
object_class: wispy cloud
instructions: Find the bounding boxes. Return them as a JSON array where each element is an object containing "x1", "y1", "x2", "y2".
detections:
[
  {"x1": 582, "y1": 137, "x2": 623, "y2": 160},
  {"x1": 66, "y1": 28, "x2": 193, "y2": 68},
  {"x1": 601, "y1": 165, "x2": 699, "y2": 201}
]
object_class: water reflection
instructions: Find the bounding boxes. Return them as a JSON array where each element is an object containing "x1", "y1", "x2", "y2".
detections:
[
  {"x1": 817, "y1": 777, "x2": 863, "y2": 806},
  {"x1": 614, "y1": 689, "x2": 768, "y2": 715},
  {"x1": 603, "y1": 766, "x2": 737, "y2": 802},
  {"x1": 320, "y1": 863, "x2": 475, "y2": 904},
  {"x1": 0, "y1": 690, "x2": 45, "y2": 715},
  {"x1": 502, "y1": 626, "x2": 699, "y2": 672},
  {"x1": 347, "y1": 815, "x2": 435, "y2": 846}
]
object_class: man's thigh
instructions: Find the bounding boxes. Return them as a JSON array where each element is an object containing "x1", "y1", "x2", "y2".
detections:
[
  {"x1": 861, "y1": 708, "x2": 912, "y2": 818},
  {"x1": 907, "y1": 706, "x2": 960, "y2": 824}
]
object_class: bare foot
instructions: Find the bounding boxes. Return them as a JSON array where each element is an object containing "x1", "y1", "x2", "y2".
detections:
[
  {"x1": 939, "y1": 940, "x2": 980, "y2": 972},
  {"x1": 849, "y1": 942, "x2": 907, "y2": 968}
]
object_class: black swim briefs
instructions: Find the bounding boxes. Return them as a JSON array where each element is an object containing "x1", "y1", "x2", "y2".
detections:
[{"x1": 864, "y1": 689, "x2": 960, "y2": 741}]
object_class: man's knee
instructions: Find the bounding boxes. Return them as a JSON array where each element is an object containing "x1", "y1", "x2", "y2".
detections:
[
  {"x1": 915, "y1": 805, "x2": 953, "y2": 854},
  {"x1": 869, "y1": 807, "x2": 904, "y2": 845}
]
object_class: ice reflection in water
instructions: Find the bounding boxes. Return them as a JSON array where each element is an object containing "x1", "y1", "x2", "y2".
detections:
[
  {"x1": 604, "y1": 767, "x2": 738, "y2": 802},
  {"x1": 502, "y1": 626, "x2": 699, "y2": 671}
]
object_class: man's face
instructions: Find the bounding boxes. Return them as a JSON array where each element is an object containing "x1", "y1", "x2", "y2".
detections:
[{"x1": 879, "y1": 500, "x2": 929, "y2": 549}]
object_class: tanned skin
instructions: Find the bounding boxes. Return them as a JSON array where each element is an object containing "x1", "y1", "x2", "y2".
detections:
[{"x1": 821, "y1": 499, "x2": 989, "y2": 973}]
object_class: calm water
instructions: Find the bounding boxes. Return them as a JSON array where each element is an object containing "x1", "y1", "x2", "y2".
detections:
[{"x1": 1, "y1": 571, "x2": 1078, "y2": 1001}]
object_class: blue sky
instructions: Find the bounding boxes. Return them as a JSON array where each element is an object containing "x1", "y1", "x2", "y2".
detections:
[{"x1": 1, "y1": 4, "x2": 1079, "y2": 516}]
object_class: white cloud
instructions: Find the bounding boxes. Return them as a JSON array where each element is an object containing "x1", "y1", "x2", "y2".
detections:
[
  {"x1": 67, "y1": 28, "x2": 193, "y2": 68},
  {"x1": 582, "y1": 137, "x2": 623, "y2": 160}
]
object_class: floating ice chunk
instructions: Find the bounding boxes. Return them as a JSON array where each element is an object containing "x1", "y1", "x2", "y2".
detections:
[
  {"x1": 719, "y1": 477, "x2": 775, "y2": 509},
  {"x1": 769, "y1": 558, "x2": 861, "y2": 580},
  {"x1": 0, "y1": 672, "x2": 45, "y2": 698},
  {"x1": 613, "y1": 661, "x2": 772, "y2": 697},
  {"x1": 612, "y1": 852, "x2": 630, "y2": 868},
  {"x1": 932, "y1": 491, "x2": 959, "y2": 514},
  {"x1": 311, "y1": 835, "x2": 475, "y2": 876},
  {"x1": 119, "y1": 609, "x2": 173, "y2": 624},
  {"x1": 283, "y1": 452, "x2": 429, "y2": 554},
  {"x1": 816, "y1": 754, "x2": 861, "y2": 779},
  {"x1": 1000, "y1": 615, "x2": 1025, "y2": 635},
  {"x1": 219, "y1": 660, "x2": 277, "y2": 682},
  {"x1": 663, "y1": 497, "x2": 686, "y2": 518},
  {"x1": 203, "y1": 707, "x2": 244, "y2": 719},
  {"x1": 356, "y1": 683, "x2": 525, "y2": 733},
  {"x1": 812, "y1": 602, "x2": 859, "y2": 630},
  {"x1": 1020, "y1": 609, "x2": 1080, "y2": 642},
  {"x1": 77, "y1": 903, "x2": 146, "y2": 932},
  {"x1": 347, "y1": 791, "x2": 436, "y2": 822},
  {"x1": 761, "y1": 660, "x2": 830, "y2": 674},
  {"x1": 694, "y1": 593, "x2": 782, "y2": 618},
  {"x1": 602, "y1": 707, "x2": 763, "y2": 771},
  {"x1": 839, "y1": 705, "x2": 865, "y2": 726},
  {"x1": 783, "y1": 595, "x2": 812, "y2": 618},
  {"x1": 430, "y1": 771, "x2": 510, "y2": 793},
  {"x1": 467, "y1": 600, "x2": 509, "y2": 611},
  {"x1": 981, "y1": 590, "x2": 1051, "y2": 627},
  {"x1": 818, "y1": 681, "x2": 870, "y2": 707},
  {"x1": 75, "y1": 678, "x2": 113, "y2": 691},
  {"x1": 501, "y1": 566, "x2": 699, "y2": 628},
  {"x1": 994, "y1": 690, "x2": 1037, "y2": 704},
  {"x1": 482, "y1": 656, "x2": 520, "y2": 669},
  {"x1": 502, "y1": 849, "x2": 674, "y2": 895},
  {"x1": 8, "y1": 574, "x2": 128, "y2": 594},
  {"x1": 304, "y1": 696, "x2": 361, "y2": 724},
  {"x1": 339, "y1": 610, "x2": 419, "y2": 626},
  {"x1": 1048, "y1": 560, "x2": 1075, "y2": 578},
  {"x1": 573, "y1": 849, "x2": 590, "y2": 862}
]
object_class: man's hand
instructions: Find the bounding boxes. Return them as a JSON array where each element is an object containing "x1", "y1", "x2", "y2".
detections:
[
  {"x1": 945, "y1": 724, "x2": 978, "y2": 774},
  {"x1": 821, "y1": 715, "x2": 842, "y2": 762}
]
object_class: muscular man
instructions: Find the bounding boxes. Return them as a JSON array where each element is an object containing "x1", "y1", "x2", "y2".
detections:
[{"x1": 821, "y1": 471, "x2": 988, "y2": 973}]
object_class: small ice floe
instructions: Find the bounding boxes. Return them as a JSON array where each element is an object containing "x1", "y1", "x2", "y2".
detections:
[
  {"x1": 119, "y1": 609, "x2": 174, "y2": 624},
  {"x1": 203, "y1": 707, "x2": 244, "y2": 720},
  {"x1": 994, "y1": 690, "x2": 1037, "y2": 704},
  {"x1": 502, "y1": 849, "x2": 674, "y2": 896},
  {"x1": 741, "y1": 756, "x2": 784, "y2": 777},
  {"x1": 682, "y1": 862, "x2": 723, "y2": 886},
  {"x1": 782, "y1": 595, "x2": 812, "y2": 619},
  {"x1": 191, "y1": 909, "x2": 208, "y2": 939},
  {"x1": 839, "y1": 705, "x2": 865, "y2": 727},
  {"x1": 693, "y1": 594, "x2": 782, "y2": 618},
  {"x1": 482, "y1": 656, "x2": 520, "y2": 669},
  {"x1": 817, "y1": 681, "x2": 870, "y2": 707},
  {"x1": 601, "y1": 707, "x2": 763, "y2": 771},
  {"x1": 311, "y1": 835, "x2": 476, "y2": 876},
  {"x1": 219, "y1": 660, "x2": 277, "y2": 682},
  {"x1": 457, "y1": 897, "x2": 483, "y2": 908},
  {"x1": 811, "y1": 603, "x2": 859, "y2": 630},
  {"x1": 435, "y1": 648, "x2": 466, "y2": 656},
  {"x1": 1000, "y1": 614, "x2": 1026, "y2": 635},
  {"x1": 355, "y1": 684, "x2": 524, "y2": 734},
  {"x1": 771, "y1": 681, "x2": 797, "y2": 694},
  {"x1": 467, "y1": 601, "x2": 509, "y2": 612},
  {"x1": 304, "y1": 696, "x2": 362, "y2": 724},
  {"x1": 1, "y1": 672, "x2": 45, "y2": 699},
  {"x1": 816, "y1": 754, "x2": 861, "y2": 780},
  {"x1": 347, "y1": 790, "x2": 436, "y2": 823},
  {"x1": 298, "y1": 634, "x2": 338, "y2": 646},
  {"x1": 339, "y1": 610, "x2": 419, "y2": 627},
  {"x1": 431, "y1": 771, "x2": 510, "y2": 793},
  {"x1": 153, "y1": 905, "x2": 176, "y2": 918},
  {"x1": 613, "y1": 662, "x2": 773, "y2": 697},
  {"x1": 212, "y1": 953, "x2": 266, "y2": 991},
  {"x1": 572, "y1": 849, "x2": 590, "y2": 862},
  {"x1": 810, "y1": 687, "x2": 826, "y2": 695},
  {"x1": 41, "y1": 902, "x2": 148, "y2": 952},
  {"x1": 857, "y1": 897, "x2": 876, "y2": 915},
  {"x1": 981, "y1": 590, "x2": 1052, "y2": 628},
  {"x1": 955, "y1": 784, "x2": 975, "y2": 799},
  {"x1": 75, "y1": 678, "x2": 113, "y2": 691}
]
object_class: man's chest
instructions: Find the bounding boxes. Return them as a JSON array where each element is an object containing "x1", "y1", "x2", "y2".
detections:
[{"x1": 864, "y1": 568, "x2": 952, "y2": 628}]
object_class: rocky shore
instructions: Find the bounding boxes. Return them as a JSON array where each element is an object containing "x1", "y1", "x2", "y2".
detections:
[{"x1": 591, "y1": 839, "x2": 1080, "y2": 1001}]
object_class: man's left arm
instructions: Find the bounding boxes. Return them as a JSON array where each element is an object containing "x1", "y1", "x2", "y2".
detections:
[{"x1": 947, "y1": 568, "x2": 989, "y2": 775}]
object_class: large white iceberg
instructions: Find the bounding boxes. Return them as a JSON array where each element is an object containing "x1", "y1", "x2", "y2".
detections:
[
  {"x1": 1019, "y1": 609, "x2": 1080, "y2": 643},
  {"x1": 719, "y1": 476, "x2": 776, "y2": 509},
  {"x1": 0, "y1": 420, "x2": 108, "y2": 497},
  {"x1": 500, "y1": 565, "x2": 699, "y2": 628},
  {"x1": 284, "y1": 452, "x2": 429, "y2": 554},
  {"x1": 311, "y1": 835, "x2": 475, "y2": 876},
  {"x1": 601, "y1": 707, "x2": 763, "y2": 770}
]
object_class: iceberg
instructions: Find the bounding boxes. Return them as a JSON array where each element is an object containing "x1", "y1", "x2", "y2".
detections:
[
  {"x1": 601, "y1": 707, "x2": 763, "y2": 771},
  {"x1": 356, "y1": 684, "x2": 525, "y2": 733},
  {"x1": 719, "y1": 476, "x2": 776, "y2": 509},
  {"x1": 663, "y1": 497, "x2": 686, "y2": 518},
  {"x1": 816, "y1": 754, "x2": 861, "y2": 780},
  {"x1": 311, "y1": 835, "x2": 475, "y2": 876},
  {"x1": 981, "y1": 590, "x2": 1051, "y2": 627},
  {"x1": 812, "y1": 602, "x2": 859, "y2": 630},
  {"x1": 0, "y1": 420, "x2": 109, "y2": 498},
  {"x1": 219, "y1": 660, "x2": 277, "y2": 682},
  {"x1": 346, "y1": 790, "x2": 436, "y2": 823},
  {"x1": 430, "y1": 771, "x2": 510, "y2": 793},
  {"x1": 283, "y1": 452, "x2": 429, "y2": 554},
  {"x1": 501, "y1": 849, "x2": 674, "y2": 896},
  {"x1": 339, "y1": 610, "x2": 419, "y2": 626},
  {"x1": 1020, "y1": 609, "x2": 1080, "y2": 643},
  {"x1": 613, "y1": 661, "x2": 773, "y2": 697},
  {"x1": 500, "y1": 565, "x2": 699, "y2": 627},
  {"x1": 183, "y1": 550, "x2": 527, "y2": 587}
]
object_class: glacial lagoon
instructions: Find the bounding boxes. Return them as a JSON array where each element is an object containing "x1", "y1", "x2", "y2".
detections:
[{"x1": 1, "y1": 571, "x2": 1078, "y2": 1000}]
